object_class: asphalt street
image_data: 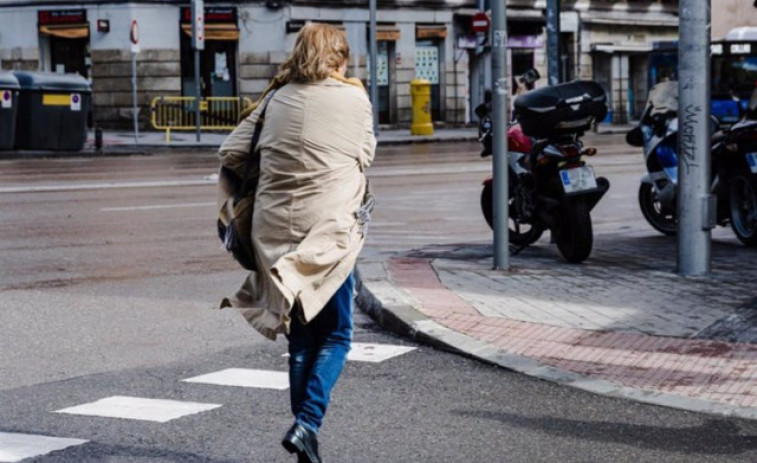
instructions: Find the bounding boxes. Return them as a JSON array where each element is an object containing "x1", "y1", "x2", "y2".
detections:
[{"x1": 2, "y1": 137, "x2": 757, "y2": 462}]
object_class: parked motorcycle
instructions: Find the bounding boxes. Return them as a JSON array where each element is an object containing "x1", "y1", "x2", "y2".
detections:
[
  {"x1": 626, "y1": 81, "x2": 757, "y2": 245},
  {"x1": 477, "y1": 74, "x2": 610, "y2": 263}
]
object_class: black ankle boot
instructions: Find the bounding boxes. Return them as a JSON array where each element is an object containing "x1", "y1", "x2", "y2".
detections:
[{"x1": 282, "y1": 423, "x2": 322, "y2": 463}]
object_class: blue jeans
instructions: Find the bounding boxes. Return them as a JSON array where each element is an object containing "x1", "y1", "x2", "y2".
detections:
[{"x1": 287, "y1": 272, "x2": 354, "y2": 434}]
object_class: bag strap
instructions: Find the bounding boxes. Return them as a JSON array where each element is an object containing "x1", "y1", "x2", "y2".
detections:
[{"x1": 240, "y1": 89, "x2": 278, "y2": 197}]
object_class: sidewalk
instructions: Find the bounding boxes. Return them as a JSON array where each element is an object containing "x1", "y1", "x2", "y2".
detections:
[
  {"x1": 1, "y1": 123, "x2": 629, "y2": 159},
  {"x1": 356, "y1": 231, "x2": 757, "y2": 420}
]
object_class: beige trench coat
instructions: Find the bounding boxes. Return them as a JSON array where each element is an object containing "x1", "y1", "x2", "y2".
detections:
[{"x1": 217, "y1": 77, "x2": 376, "y2": 340}]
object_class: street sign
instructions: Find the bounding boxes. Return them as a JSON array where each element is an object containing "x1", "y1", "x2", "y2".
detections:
[
  {"x1": 1, "y1": 90, "x2": 11, "y2": 108},
  {"x1": 130, "y1": 20, "x2": 140, "y2": 53},
  {"x1": 70, "y1": 93, "x2": 81, "y2": 111},
  {"x1": 472, "y1": 12, "x2": 490, "y2": 34},
  {"x1": 192, "y1": 0, "x2": 205, "y2": 51}
]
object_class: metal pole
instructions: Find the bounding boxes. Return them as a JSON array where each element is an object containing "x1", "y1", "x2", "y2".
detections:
[
  {"x1": 369, "y1": 0, "x2": 379, "y2": 134},
  {"x1": 476, "y1": 0, "x2": 485, "y2": 118},
  {"x1": 546, "y1": 0, "x2": 561, "y2": 85},
  {"x1": 194, "y1": 50, "x2": 201, "y2": 142},
  {"x1": 491, "y1": 0, "x2": 508, "y2": 269},
  {"x1": 192, "y1": 0, "x2": 203, "y2": 142},
  {"x1": 131, "y1": 51, "x2": 138, "y2": 144},
  {"x1": 677, "y1": 0, "x2": 713, "y2": 276}
]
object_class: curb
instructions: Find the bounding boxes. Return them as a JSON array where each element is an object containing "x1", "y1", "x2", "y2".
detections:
[
  {"x1": 355, "y1": 264, "x2": 757, "y2": 421},
  {"x1": 0, "y1": 134, "x2": 480, "y2": 160}
]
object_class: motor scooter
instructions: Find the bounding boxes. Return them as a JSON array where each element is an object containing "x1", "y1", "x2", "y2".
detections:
[
  {"x1": 477, "y1": 71, "x2": 610, "y2": 263},
  {"x1": 626, "y1": 82, "x2": 757, "y2": 245}
]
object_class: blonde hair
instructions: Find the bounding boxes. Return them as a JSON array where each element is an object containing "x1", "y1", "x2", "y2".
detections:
[{"x1": 276, "y1": 23, "x2": 350, "y2": 83}]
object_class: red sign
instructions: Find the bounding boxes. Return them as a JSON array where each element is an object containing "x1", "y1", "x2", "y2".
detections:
[
  {"x1": 38, "y1": 9, "x2": 87, "y2": 26},
  {"x1": 471, "y1": 12, "x2": 490, "y2": 34},
  {"x1": 180, "y1": 7, "x2": 236, "y2": 24},
  {"x1": 130, "y1": 20, "x2": 139, "y2": 45}
]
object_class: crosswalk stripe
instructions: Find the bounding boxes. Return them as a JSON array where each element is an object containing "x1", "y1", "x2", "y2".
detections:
[
  {"x1": 0, "y1": 432, "x2": 88, "y2": 463},
  {"x1": 282, "y1": 343, "x2": 417, "y2": 363},
  {"x1": 54, "y1": 396, "x2": 222, "y2": 423},
  {"x1": 181, "y1": 368, "x2": 289, "y2": 390}
]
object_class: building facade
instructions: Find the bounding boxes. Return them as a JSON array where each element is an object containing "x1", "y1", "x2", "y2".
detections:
[{"x1": 0, "y1": 0, "x2": 682, "y2": 129}]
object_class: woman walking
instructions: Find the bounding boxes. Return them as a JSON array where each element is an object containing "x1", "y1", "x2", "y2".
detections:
[{"x1": 217, "y1": 23, "x2": 376, "y2": 463}]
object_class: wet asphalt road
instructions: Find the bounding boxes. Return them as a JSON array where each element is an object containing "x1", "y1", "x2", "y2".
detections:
[{"x1": 2, "y1": 138, "x2": 757, "y2": 462}]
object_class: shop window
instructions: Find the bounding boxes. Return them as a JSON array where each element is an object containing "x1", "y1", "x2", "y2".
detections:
[
  {"x1": 180, "y1": 7, "x2": 239, "y2": 98},
  {"x1": 38, "y1": 9, "x2": 91, "y2": 78}
]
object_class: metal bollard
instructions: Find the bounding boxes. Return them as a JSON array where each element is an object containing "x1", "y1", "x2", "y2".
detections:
[{"x1": 94, "y1": 127, "x2": 103, "y2": 152}]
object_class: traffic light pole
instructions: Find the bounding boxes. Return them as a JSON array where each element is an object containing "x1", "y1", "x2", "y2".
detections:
[
  {"x1": 491, "y1": 0, "x2": 509, "y2": 269},
  {"x1": 546, "y1": 0, "x2": 561, "y2": 85},
  {"x1": 677, "y1": 0, "x2": 713, "y2": 276},
  {"x1": 369, "y1": 0, "x2": 379, "y2": 134},
  {"x1": 192, "y1": 0, "x2": 203, "y2": 142}
]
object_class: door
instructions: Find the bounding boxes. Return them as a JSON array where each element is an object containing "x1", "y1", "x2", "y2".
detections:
[
  {"x1": 376, "y1": 41, "x2": 391, "y2": 124},
  {"x1": 50, "y1": 37, "x2": 89, "y2": 77},
  {"x1": 415, "y1": 40, "x2": 441, "y2": 121},
  {"x1": 181, "y1": 33, "x2": 237, "y2": 98}
]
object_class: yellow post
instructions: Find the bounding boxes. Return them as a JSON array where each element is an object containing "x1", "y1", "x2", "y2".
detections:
[{"x1": 410, "y1": 78, "x2": 434, "y2": 136}]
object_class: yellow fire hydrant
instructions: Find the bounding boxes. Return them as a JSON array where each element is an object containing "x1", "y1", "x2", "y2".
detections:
[{"x1": 410, "y1": 78, "x2": 434, "y2": 136}]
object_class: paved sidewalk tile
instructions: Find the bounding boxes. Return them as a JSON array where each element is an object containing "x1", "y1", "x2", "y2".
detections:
[{"x1": 385, "y1": 256, "x2": 757, "y2": 411}]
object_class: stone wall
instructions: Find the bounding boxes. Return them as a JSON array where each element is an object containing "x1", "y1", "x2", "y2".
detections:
[
  {"x1": 91, "y1": 49, "x2": 180, "y2": 129},
  {"x1": 238, "y1": 52, "x2": 283, "y2": 101},
  {"x1": 0, "y1": 47, "x2": 39, "y2": 71},
  {"x1": 444, "y1": 58, "x2": 468, "y2": 124}
]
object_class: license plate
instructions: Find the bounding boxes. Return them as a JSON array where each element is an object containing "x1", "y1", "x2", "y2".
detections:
[
  {"x1": 560, "y1": 166, "x2": 598, "y2": 194},
  {"x1": 747, "y1": 153, "x2": 757, "y2": 174}
]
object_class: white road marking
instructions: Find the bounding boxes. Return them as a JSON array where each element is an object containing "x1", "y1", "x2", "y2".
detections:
[
  {"x1": 0, "y1": 432, "x2": 88, "y2": 463},
  {"x1": 347, "y1": 343, "x2": 417, "y2": 363},
  {"x1": 0, "y1": 178, "x2": 214, "y2": 194},
  {"x1": 281, "y1": 343, "x2": 416, "y2": 363},
  {"x1": 54, "y1": 396, "x2": 222, "y2": 423},
  {"x1": 182, "y1": 368, "x2": 289, "y2": 390},
  {"x1": 101, "y1": 202, "x2": 215, "y2": 212}
]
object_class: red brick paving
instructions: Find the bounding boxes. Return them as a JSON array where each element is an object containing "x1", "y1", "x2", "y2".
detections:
[{"x1": 388, "y1": 257, "x2": 757, "y2": 409}]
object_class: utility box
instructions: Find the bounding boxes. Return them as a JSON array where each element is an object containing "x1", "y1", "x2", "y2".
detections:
[
  {"x1": 0, "y1": 72, "x2": 20, "y2": 150},
  {"x1": 410, "y1": 78, "x2": 434, "y2": 136},
  {"x1": 13, "y1": 71, "x2": 91, "y2": 151}
]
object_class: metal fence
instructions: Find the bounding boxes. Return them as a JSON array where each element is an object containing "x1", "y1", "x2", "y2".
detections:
[{"x1": 150, "y1": 96, "x2": 254, "y2": 133}]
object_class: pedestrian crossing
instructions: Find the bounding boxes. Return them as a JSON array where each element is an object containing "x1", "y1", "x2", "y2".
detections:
[{"x1": 1, "y1": 342, "x2": 416, "y2": 462}]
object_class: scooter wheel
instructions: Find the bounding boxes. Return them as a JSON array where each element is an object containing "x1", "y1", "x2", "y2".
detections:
[
  {"x1": 730, "y1": 174, "x2": 757, "y2": 246},
  {"x1": 638, "y1": 183, "x2": 677, "y2": 236}
]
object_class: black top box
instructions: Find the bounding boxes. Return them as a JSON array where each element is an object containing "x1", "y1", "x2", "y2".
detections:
[{"x1": 514, "y1": 80, "x2": 608, "y2": 139}]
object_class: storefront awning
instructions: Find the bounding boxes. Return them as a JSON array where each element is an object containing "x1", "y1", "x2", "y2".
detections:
[
  {"x1": 181, "y1": 23, "x2": 239, "y2": 41},
  {"x1": 416, "y1": 25, "x2": 447, "y2": 39},
  {"x1": 581, "y1": 10, "x2": 678, "y2": 28},
  {"x1": 455, "y1": 8, "x2": 544, "y2": 23},
  {"x1": 39, "y1": 23, "x2": 89, "y2": 39},
  {"x1": 377, "y1": 25, "x2": 400, "y2": 42},
  {"x1": 591, "y1": 43, "x2": 654, "y2": 54}
]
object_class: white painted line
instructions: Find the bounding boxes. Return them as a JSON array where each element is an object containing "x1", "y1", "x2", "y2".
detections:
[
  {"x1": 101, "y1": 202, "x2": 215, "y2": 212},
  {"x1": 54, "y1": 396, "x2": 222, "y2": 423},
  {"x1": 0, "y1": 179, "x2": 215, "y2": 194},
  {"x1": 182, "y1": 368, "x2": 289, "y2": 390},
  {"x1": 0, "y1": 432, "x2": 88, "y2": 463},
  {"x1": 347, "y1": 343, "x2": 417, "y2": 363}
]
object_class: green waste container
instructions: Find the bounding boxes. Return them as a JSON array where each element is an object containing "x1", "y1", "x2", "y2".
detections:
[
  {"x1": 0, "y1": 72, "x2": 19, "y2": 150},
  {"x1": 13, "y1": 71, "x2": 91, "y2": 151}
]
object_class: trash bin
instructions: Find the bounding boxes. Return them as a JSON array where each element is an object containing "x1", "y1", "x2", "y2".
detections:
[
  {"x1": 13, "y1": 71, "x2": 91, "y2": 151},
  {"x1": 0, "y1": 72, "x2": 19, "y2": 150},
  {"x1": 410, "y1": 78, "x2": 433, "y2": 136}
]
